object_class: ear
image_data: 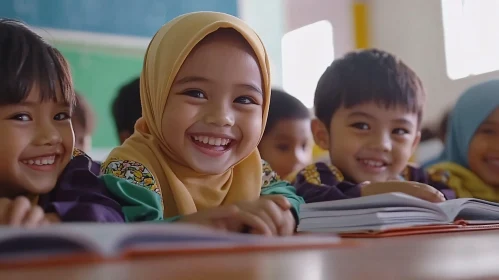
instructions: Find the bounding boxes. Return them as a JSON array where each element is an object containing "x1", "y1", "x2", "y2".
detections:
[
  {"x1": 311, "y1": 118, "x2": 330, "y2": 150},
  {"x1": 411, "y1": 130, "x2": 422, "y2": 154},
  {"x1": 119, "y1": 131, "x2": 132, "y2": 144}
]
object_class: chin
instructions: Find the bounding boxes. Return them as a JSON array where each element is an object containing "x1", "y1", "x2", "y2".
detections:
[{"x1": 190, "y1": 163, "x2": 233, "y2": 175}]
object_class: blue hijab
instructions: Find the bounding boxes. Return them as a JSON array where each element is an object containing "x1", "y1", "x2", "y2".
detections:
[{"x1": 435, "y1": 80, "x2": 499, "y2": 168}]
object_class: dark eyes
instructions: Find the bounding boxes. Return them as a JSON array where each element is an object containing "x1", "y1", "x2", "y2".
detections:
[
  {"x1": 9, "y1": 112, "x2": 71, "y2": 122},
  {"x1": 234, "y1": 96, "x2": 257, "y2": 104},
  {"x1": 183, "y1": 90, "x2": 206, "y2": 99},
  {"x1": 10, "y1": 113, "x2": 31, "y2": 121},
  {"x1": 182, "y1": 90, "x2": 257, "y2": 104},
  {"x1": 477, "y1": 127, "x2": 497, "y2": 135},
  {"x1": 54, "y1": 112, "x2": 71, "y2": 121},
  {"x1": 350, "y1": 122, "x2": 410, "y2": 135},
  {"x1": 276, "y1": 144, "x2": 290, "y2": 152},
  {"x1": 350, "y1": 122, "x2": 369, "y2": 130},
  {"x1": 392, "y1": 128, "x2": 410, "y2": 135}
]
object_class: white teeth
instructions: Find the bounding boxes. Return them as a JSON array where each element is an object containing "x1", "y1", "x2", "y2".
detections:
[
  {"x1": 362, "y1": 159, "x2": 384, "y2": 167},
  {"x1": 192, "y1": 136, "x2": 231, "y2": 146},
  {"x1": 22, "y1": 156, "x2": 56, "y2": 166}
]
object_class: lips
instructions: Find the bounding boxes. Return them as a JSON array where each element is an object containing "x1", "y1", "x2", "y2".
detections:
[
  {"x1": 192, "y1": 135, "x2": 232, "y2": 147},
  {"x1": 189, "y1": 134, "x2": 235, "y2": 157},
  {"x1": 485, "y1": 157, "x2": 499, "y2": 169},
  {"x1": 20, "y1": 154, "x2": 58, "y2": 172},
  {"x1": 356, "y1": 157, "x2": 390, "y2": 174}
]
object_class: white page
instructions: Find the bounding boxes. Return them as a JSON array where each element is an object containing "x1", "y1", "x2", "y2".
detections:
[
  {"x1": 438, "y1": 198, "x2": 499, "y2": 221},
  {"x1": 299, "y1": 209, "x2": 444, "y2": 229},
  {"x1": 300, "y1": 192, "x2": 444, "y2": 216}
]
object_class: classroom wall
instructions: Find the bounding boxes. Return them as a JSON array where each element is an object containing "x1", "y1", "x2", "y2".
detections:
[
  {"x1": 285, "y1": 0, "x2": 355, "y2": 58},
  {"x1": 368, "y1": 0, "x2": 499, "y2": 127}
]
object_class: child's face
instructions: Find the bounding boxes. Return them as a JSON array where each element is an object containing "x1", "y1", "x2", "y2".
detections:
[
  {"x1": 313, "y1": 102, "x2": 420, "y2": 183},
  {"x1": 0, "y1": 88, "x2": 74, "y2": 197},
  {"x1": 72, "y1": 121, "x2": 92, "y2": 153},
  {"x1": 258, "y1": 119, "x2": 313, "y2": 178},
  {"x1": 161, "y1": 32, "x2": 263, "y2": 174},
  {"x1": 468, "y1": 108, "x2": 499, "y2": 188}
]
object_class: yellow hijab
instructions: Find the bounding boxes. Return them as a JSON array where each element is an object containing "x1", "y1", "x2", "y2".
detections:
[{"x1": 103, "y1": 12, "x2": 271, "y2": 218}]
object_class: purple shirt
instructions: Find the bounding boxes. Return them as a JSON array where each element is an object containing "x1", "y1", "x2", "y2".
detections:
[
  {"x1": 293, "y1": 162, "x2": 456, "y2": 203},
  {"x1": 37, "y1": 150, "x2": 125, "y2": 222}
]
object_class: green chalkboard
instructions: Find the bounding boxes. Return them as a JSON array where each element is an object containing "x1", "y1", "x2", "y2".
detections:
[{"x1": 57, "y1": 44, "x2": 144, "y2": 148}]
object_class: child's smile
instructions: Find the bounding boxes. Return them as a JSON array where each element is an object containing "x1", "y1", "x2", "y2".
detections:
[
  {"x1": 189, "y1": 133, "x2": 235, "y2": 157},
  {"x1": 20, "y1": 153, "x2": 61, "y2": 172},
  {"x1": 356, "y1": 157, "x2": 390, "y2": 174}
]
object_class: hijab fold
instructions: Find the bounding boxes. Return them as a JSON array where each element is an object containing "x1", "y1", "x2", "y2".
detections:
[{"x1": 103, "y1": 12, "x2": 271, "y2": 217}]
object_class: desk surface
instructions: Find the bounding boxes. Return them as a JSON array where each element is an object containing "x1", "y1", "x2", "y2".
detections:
[{"x1": 4, "y1": 230, "x2": 499, "y2": 280}]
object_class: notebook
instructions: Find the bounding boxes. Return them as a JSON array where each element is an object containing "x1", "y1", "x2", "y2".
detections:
[
  {"x1": 298, "y1": 192, "x2": 499, "y2": 236},
  {"x1": 0, "y1": 223, "x2": 343, "y2": 268}
]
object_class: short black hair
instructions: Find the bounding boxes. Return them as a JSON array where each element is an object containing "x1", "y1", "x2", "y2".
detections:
[
  {"x1": 73, "y1": 91, "x2": 95, "y2": 133},
  {"x1": 264, "y1": 88, "x2": 310, "y2": 136},
  {"x1": 112, "y1": 77, "x2": 141, "y2": 135},
  {"x1": 0, "y1": 19, "x2": 74, "y2": 106},
  {"x1": 314, "y1": 49, "x2": 425, "y2": 129}
]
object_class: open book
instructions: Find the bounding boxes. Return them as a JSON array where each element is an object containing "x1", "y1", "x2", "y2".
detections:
[
  {"x1": 0, "y1": 223, "x2": 342, "y2": 268},
  {"x1": 298, "y1": 192, "x2": 499, "y2": 234}
]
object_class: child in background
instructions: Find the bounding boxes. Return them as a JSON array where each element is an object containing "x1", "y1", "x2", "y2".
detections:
[
  {"x1": 0, "y1": 19, "x2": 161, "y2": 226},
  {"x1": 258, "y1": 89, "x2": 313, "y2": 180},
  {"x1": 294, "y1": 49, "x2": 454, "y2": 203},
  {"x1": 102, "y1": 12, "x2": 304, "y2": 236},
  {"x1": 73, "y1": 92, "x2": 95, "y2": 153},
  {"x1": 426, "y1": 80, "x2": 499, "y2": 201},
  {"x1": 112, "y1": 77, "x2": 141, "y2": 144}
]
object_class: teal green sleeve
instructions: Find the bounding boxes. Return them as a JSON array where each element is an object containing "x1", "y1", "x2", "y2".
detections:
[
  {"x1": 260, "y1": 160, "x2": 305, "y2": 223},
  {"x1": 260, "y1": 180, "x2": 305, "y2": 222},
  {"x1": 100, "y1": 174, "x2": 164, "y2": 222}
]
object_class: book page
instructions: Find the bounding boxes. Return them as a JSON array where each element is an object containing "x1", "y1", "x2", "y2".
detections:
[
  {"x1": 301, "y1": 192, "x2": 444, "y2": 214},
  {"x1": 439, "y1": 198, "x2": 499, "y2": 221}
]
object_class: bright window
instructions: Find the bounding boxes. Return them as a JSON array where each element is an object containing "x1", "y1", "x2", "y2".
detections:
[
  {"x1": 281, "y1": 20, "x2": 334, "y2": 108},
  {"x1": 442, "y1": 0, "x2": 499, "y2": 80}
]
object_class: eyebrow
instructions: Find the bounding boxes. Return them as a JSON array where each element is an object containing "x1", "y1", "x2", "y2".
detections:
[
  {"x1": 481, "y1": 120, "x2": 499, "y2": 126},
  {"x1": 348, "y1": 111, "x2": 415, "y2": 127},
  {"x1": 174, "y1": 75, "x2": 263, "y2": 95}
]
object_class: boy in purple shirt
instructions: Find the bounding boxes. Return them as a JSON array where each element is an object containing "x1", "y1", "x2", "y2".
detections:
[{"x1": 293, "y1": 49, "x2": 455, "y2": 203}]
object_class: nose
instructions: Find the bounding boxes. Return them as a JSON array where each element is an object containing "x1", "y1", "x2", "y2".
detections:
[
  {"x1": 35, "y1": 120, "x2": 63, "y2": 146},
  {"x1": 367, "y1": 131, "x2": 392, "y2": 152},
  {"x1": 291, "y1": 148, "x2": 311, "y2": 170},
  {"x1": 203, "y1": 102, "x2": 235, "y2": 127}
]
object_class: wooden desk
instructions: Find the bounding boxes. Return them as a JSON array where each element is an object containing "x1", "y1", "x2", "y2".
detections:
[{"x1": 4, "y1": 230, "x2": 499, "y2": 280}]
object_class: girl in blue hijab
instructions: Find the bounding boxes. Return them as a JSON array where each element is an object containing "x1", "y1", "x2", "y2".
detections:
[{"x1": 426, "y1": 80, "x2": 499, "y2": 201}]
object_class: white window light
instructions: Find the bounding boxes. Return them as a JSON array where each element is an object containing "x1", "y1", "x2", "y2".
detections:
[{"x1": 282, "y1": 20, "x2": 334, "y2": 108}]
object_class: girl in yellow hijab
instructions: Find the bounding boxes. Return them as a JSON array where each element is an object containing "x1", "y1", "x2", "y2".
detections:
[{"x1": 102, "y1": 12, "x2": 304, "y2": 236}]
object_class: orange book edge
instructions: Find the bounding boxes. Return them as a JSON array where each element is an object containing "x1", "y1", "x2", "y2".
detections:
[{"x1": 339, "y1": 220, "x2": 499, "y2": 238}]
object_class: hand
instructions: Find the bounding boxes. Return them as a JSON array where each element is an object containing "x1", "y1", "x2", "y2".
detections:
[
  {"x1": 0, "y1": 196, "x2": 49, "y2": 227},
  {"x1": 361, "y1": 181, "x2": 446, "y2": 203},
  {"x1": 176, "y1": 205, "x2": 243, "y2": 230},
  {"x1": 231, "y1": 195, "x2": 296, "y2": 236}
]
